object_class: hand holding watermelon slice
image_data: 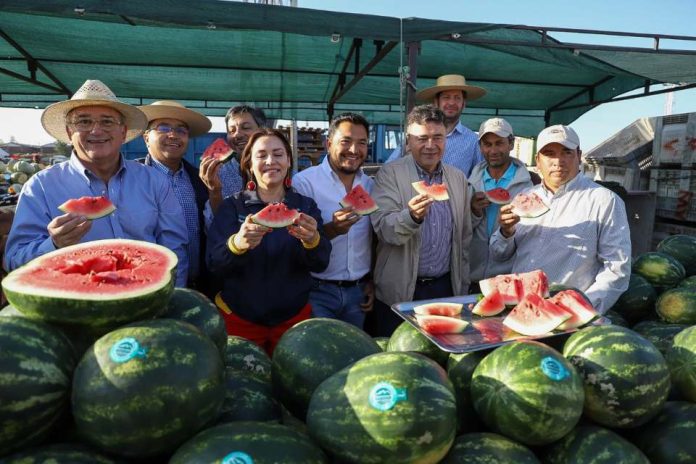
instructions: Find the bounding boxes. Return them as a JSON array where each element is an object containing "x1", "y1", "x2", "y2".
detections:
[
  {"x1": 58, "y1": 195, "x2": 116, "y2": 220},
  {"x1": 201, "y1": 138, "x2": 237, "y2": 163},
  {"x1": 484, "y1": 187, "x2": 511, "y2": 205},
  {"x1": 286, "y1": 211, "x2": 320, "y2": 246},
  {"x1": 510, "y1": 191, "x2": 549, "y2": 218},
  {"x1": 411, "y1": 180, "x2": 449, "y2": 201},
  {"x1": 340, "y1": 185, "x2": 378, "y2": 215}
]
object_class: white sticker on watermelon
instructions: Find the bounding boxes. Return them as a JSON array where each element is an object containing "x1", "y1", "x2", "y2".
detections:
[
  {"x1": 109, "y1": 337, "x2": 148, "y2": 363},
  {"x1": 222, "y1": 452, "x2": 254, "y2": 464},
  {"x1": 368, "y1": 382, "x2": 408, "y2": 411},
  {"x1": 540, "y1": 356, "x2": 569, "y2": 381}
]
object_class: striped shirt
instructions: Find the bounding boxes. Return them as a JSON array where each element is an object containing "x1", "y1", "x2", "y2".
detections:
[
  {"x1": 387, "y1": 122, "x2": 483, "y2": 177},
  {"x1": 490, "y1": 174, "x2": 631, "y2": 313},
  {"x1": 219, "y1": 158, "x2": 244, "y2": 198},
  {"x1": 414, "y1": 161, "x2": 453, "y2": 278}
]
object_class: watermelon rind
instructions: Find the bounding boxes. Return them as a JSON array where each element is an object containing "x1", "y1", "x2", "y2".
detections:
[
  {"x1": 441, "y1": 432, "x2": 540, "y2": 464},
  {"x1": 472, "y1": 290, "x2": 505, "y2": 316},
  {"x1": 411, "y1": 180, "x2": 450, "y2": 201},
  {"x1": 1, "y1": 443, "x2": 120, "y2": 464},
  {"x1": 484, "y1": 187, "x2": 511, "y2": 205},
  {"x1": 217, "y1": 368, "x2": 282, "y2": 424},
  {"x1": 413, "y1": 301, "x2": 463, "y2": 316},
  {"x1": 58, "y1": 195, "x2": 116, "y2": 220},
  {"x1": 202, "y1": 137, "x2": 236, "y2": 163},
  {"x1": 632, "y1": 251, "x2": 686, "y2": 291},
  {"x1": 252, "y1": 202, "x2": 301, "y2": 228},
  {"x1": 655, "y1": 287, "x2": 696, "y2": 324},
  {"x1": 610, "y1": 274, "x2": 657, "y2": 325},
  {"x1": 415, "y1": 314, "x2": 469, "y2": 334},
  {"x1": 224, "y1": 335, "x2": 272, "y2": 383},
  {"x1": 543, "y1": 425, "x2": 649, "y2": 464},
  {"x1": 387, "y1": 320, "x2": 449, "y2": 366},
  {"x1": 340, "y1": 184, "x2": 378, "y2": 215},
  {"x1": 657, "y1": 234, "x2": 696, "y2": 276},
  {"x1": 632, "y1": 320, "x2": 689, "y2": 355},
  {"x1": 2, "y1": 239, "x2": 177, "y2": 330},
  {"x1": 679, "y1": 275, "x2": 696, "y2": 288},
  {"x1": 665, "y1": 326, "x2": 696, "y2": 402},
  {"x1": 162, "y1": 287, "x2": 227, "y2": 355},
  {"x1": 447, "y1": 352, "x2": 485, "y2": 433},
  {"x1": 511, "y1": 191, "x2": 549, "y2": 218}
]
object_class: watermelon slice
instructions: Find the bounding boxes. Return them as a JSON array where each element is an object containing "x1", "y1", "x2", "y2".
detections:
[
  {"x1": 251, "y1": 203, "x2": 300, "y2": 228},
  {"x1": 511, "y1": 191, "x2": 549, "y2": 218},
  {"x1": 480, "y1": 274, "x2": 524, "y2": 305},
  {"x1": 413, "y1": 302, "x2": 463, "y2": 317},
  {"x1": 484, "y1": 187, "x2": 511, "y2": 205},
  {"x1": 58, "y1": 196, "x2": 115, "y2": 220},
  {"x1": 415, "y1": 315, "x2": 469, "y2": 335},
  {"x1": 518, "y1": 269, "x2": 550, "y2": 298},
  {"x1": 472, "y1": 290, "x2": 505, "y2": 316},
  {"x1": 503, "y1": 294, "x2": 571, "y2": 336},
  {"x1": 202, "y1": 138, "x2": 236, "y2": 163},
  {"x1": 411, "y1": 181, "x2": 449, "y2": 201},
  {"x1": 550, "y1": 289, "x2": 598, "y2": 330},
  {"x1": 339, "y1": 184, "x2": 378, "y2": 215}
]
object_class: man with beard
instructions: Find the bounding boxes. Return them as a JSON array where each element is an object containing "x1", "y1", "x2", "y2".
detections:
[
  {"x1": 386, "y1": 74, "x2": 486, "y2": 177},
  {"x1": 492, "y1": 125, "x2": 631, "y2": 313},
  {"x1": 292, "y1": 113, "x2": 375, "y2": 328}
]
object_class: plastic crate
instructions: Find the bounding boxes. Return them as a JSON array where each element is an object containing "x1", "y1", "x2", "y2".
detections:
[
  {"x1": 649, "y1": 168, "x2": 696, "y2": 223},
  {"x1": 582, "y1": 164, "x2": 649, "y2": 191},
  {"x1": 652, "y1": 112, "x2": 696, "y2": 168}
]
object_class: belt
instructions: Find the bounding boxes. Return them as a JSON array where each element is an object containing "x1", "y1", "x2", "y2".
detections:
[
  {"x1": 416, "y1": 273, "x2": 450, "y2": 285},
  {"x1": 316, "y1": 275, "x2": 370, "y2": 288}
]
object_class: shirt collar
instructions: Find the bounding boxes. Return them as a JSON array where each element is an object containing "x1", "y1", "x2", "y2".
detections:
[
  {"x1": 320, "y1": 154, "x2": 365, "y2": 183},
  {"x1": 482, "y1": 162, "x2": 517, "y2": 184},
  {"x1": 148, "y1": 154, "x2": 183, "y2": 177},
  {"x1": 541, "y1": 171, "x2": 583, "y2": 197},
  {"x1": 69, "y1": 151, "x2": 126, "y2": 179},
  {"x1": 414, "y1": 158, "x2": 443, "y2": 179}
]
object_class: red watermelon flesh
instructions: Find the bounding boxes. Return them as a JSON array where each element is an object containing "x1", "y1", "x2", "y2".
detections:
[
  {"x1": 518, "y1": 269, "x2": 550, "y2": 298},
  {"x1": 58, "y1": 196, "x2": 115, "y2": 220},
  {"x1": 503, "y1": 294, "x2": 571, "y2": 336},
  {"x1": 415, "y1": 314, "x2": 469, "y2": 334},
  {"x1": 411, "y1": 181, "x2": 449, "y2": 201},
  {"x1": 472, "y1": 290, "x2": 505, "y2": 316},
  {"x1": 202, "y1": 138, "x2": 236, "y2": 163},
  {"x1": 484, "y1": 187, "x2": 511, "y2": 205},
  {"x1": 550, "y1": 289, "x2": 598, "y2": 330},
  {"x1": 252, "y1": 203, "x2": 300, "y2": 228},
  {"x1": 340, "y1": 184, "x2": 378, "y2": 215},
  {"x1": 480, "y1": 274, "x2": 524, "y2": 305},
  {"x1": 511, "y1": 191, "x2": 549, "y2": 218},
  {"x1": 413, "y1": 302, "x2": 463, "y2": 317}
]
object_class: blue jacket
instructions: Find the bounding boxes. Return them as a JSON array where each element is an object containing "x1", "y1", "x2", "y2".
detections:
[{"x1": 207, "y1": 189, "x2": 331, "y2": 326}]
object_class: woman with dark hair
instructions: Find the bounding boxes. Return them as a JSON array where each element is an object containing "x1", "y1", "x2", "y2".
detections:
[{"x1": 206, "y1": 128, "x2": 331, "y2": 354}]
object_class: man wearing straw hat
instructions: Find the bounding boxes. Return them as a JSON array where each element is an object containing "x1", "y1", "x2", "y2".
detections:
[
  {"x1": 139, "y1": 100, "x2": 213, "y2": 293},
  {"x1": 4, "y1": 80, "x2": 189, "y2": 286},
  {"x1": 386, "y1": 74, "x2": 486, "y2": 178}
]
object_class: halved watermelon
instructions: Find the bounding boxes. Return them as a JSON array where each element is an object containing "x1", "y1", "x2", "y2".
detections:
[
  {"x1": 340, "y1": 184, "x2": 378, "y2": 215},
  {"x1": 480, "y1": 274, "x2": 524, "y2": 305},
  {"x1": 413, "y1": 302, "x2": 463, "y2": 317},
  {"x1": 511, "y1": 191, "x2": 549, "y2": 218},
  {"x1": 58, "y1": 196, "x2": 115, "y2": 220},
  {"x1": 252, "y1": 203, "x2": 300, "y2": 228},
  {"x1": 472, "y1": 290, "x2": 505, "y2": 316},
  {"x1": 415, "y1": 315, "x2": 469, "y2": 334},
  {"x1": 484, "y1": 187, "x2": 511, "y2": 205},
  {"x1": 518, "y1": 269, "x2": 549, "y2": 298},
  {"x1": 550, "y1": 290, "x2": 598, "y2": 330},
  {"x1": 201, "y1": 138, "x2": 236, "y2": 163},
  {"x1": 503, "y1": 294, "x2": 571, "y2": 336},
  {"x1": 412, "y1": 181, "x2": 449, "y2": 201}
]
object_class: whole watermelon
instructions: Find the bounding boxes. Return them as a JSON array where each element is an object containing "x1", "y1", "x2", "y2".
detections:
[
  {"x1": 306, "y1": 351, "x2": 457, "y2": 464},
  {"x1": 632, "y1": 252, "x2": 686, "y2": 292},
  {"x1": 387, "y1": 320, "x2": 449, "y2": 365},
  {"x1": 169, "y1": 421, "x2": 327, "y2": 464},
  {"x1": 0, "y1": 316, "x2": 76, "y2": 456},
  {"x1": 657, "y1": 234, "x2": 696, "y2": 276},
  {"x1": 666, "y1": 326, "x2": 696, "y2": 402},
  {"x1": 72, "y1": 319, "x2": 225, "y2": 458},
  {"x1": 440, "y1": 432, "x2": 539, "y2": 464},
  {"x1": 224, "y1": 335, "x2": 272, "y2": 383},
  {"x1": 679, "y1": 275, "x2": 696, "y2": 288},
  {"x1": 218, "y1": 368, "x2": 281, "y2": 423},
  {"x1": 563, "y1": 325, "x2": 671, "y2": 428},
  {"x1": 632, "y1": 320, "x2": 688, "y2": 354},
  {"x1": 1, "y1": 443, "x2": 119, "y2": 464},
  {"x1": 609, "y1": 274, "x2": 657, "y2": 324},
  {"x1": 604, "y1": 310, "x2": 630, "y2": 328},
  {"x1": 655, "y1": 287, "x2": 696, "y2": 324},
  {"x1": 626, "y1": 401, "x2": 696, "y2": 463},
  {"x1": 272, "y1": 318, "x2": 380, "y2": 420},
  {"x1": 470, "y1": 341, "x2": 584, "y2": 446},
  {"x1": 543, "y1": 425, "x2": 649, "y2": 464},
  {"x1": 447, "y1": 351, "x2": 485, "y2": 433}
]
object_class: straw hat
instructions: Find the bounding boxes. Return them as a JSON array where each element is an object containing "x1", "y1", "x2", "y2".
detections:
[
  {"x1": 139, "y1": 100, "x2": 212, "y2": 137},
  {"x1": 416, "y1": 74, "x2": 487, "y2": 102}
]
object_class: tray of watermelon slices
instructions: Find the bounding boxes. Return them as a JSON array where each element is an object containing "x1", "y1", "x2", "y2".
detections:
[{"x1": 391, "y1": 269, "x2": 610, "y2": 353}]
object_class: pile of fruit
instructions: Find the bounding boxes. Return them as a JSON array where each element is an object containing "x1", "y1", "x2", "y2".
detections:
[
  {"x1": 0, "y1": 158, "x2": 45, "y2": 195},
  {"x1": 0, "y1": 235, "x2": 693, "y2": 463}
]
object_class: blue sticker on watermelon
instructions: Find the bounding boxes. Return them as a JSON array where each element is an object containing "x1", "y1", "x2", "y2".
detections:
[
  {"x1": 109, "y1": 337, "x2": 148, "y2": 363},
  {"x1": 369, "y1": 382, "x2": 408, "y2": 411},
  {"x1": 540, "y1": 356, "x2": 569, "y2": 381},
  {"x1": 222, "y1": 451, "x2": 254, "y2": 464}
]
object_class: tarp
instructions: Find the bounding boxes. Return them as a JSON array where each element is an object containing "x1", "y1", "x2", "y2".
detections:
[{"x1": 2, "y1": 0, "x2": 696, "y2": 136}]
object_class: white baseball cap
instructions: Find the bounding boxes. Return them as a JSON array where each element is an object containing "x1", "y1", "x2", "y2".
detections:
[
  {"x1": 537, "y1": 125, "x2": 580, "y2": 151},
  {"x1": 478, "y1": 117, "x2": 513, "y2": 140}
]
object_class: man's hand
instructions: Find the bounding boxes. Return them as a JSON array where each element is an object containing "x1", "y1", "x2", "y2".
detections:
[
  {"x1": 471, "y1": 191, "x2": 490, "y2": 217},
  {"x1": 360, "y1": 279, "x2": 375, "y2": 312},
  {"x1": 408, "y1": 193, "x2": 433, "y2": 223},
  {"x1": 324, "y1": 206, "x2": 360, "y2": 239},
  {"x1": 199, "y1": 157, "x2": 224, "y2": 212},
  {"x1": 498, "y1": 204, "x2": 520, "y2": 238},
  {"x1": 48, "y1": 213, "x2": 92, "y2": 249}
]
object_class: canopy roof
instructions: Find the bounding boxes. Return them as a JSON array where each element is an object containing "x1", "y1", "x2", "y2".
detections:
[{"x1": 2, "y1": 0, "x2": 696, "y2": 136}]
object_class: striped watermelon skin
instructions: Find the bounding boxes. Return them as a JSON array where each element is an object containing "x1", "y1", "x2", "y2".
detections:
[
  {"x1": 169, "y1": 421, "x2": 327, "y2": 464},
  {"x1": 1, "y1": 443, "x2": 119, "y2": 464},
  {"x1": 440, "y1": 432, "x2": 539, "y2": 464},
  {"x1": 563, "y1": 326, "x2": 671, "y2": 428},
  {"x1": 162, "y1": 288, "x2": 227, "y2": 355},
  {"x1": 604, "y1": 310, "x2": 630, "y2": 328},
  {"x1": 666, "y1": 326, "x2": 696, "y2": 402},
  {"x1": 543, "y1": 425, "x2": 649, "y2": 464},
  {"x1": 387, "y1": 321, "x2": 449, "y2": 366},
  {"x1": 272, "y1": 318, "x2": 380, "y2": 421},
  {"x1": 471, "y1": 341, "x2": 584, "y2": 446},
  {"x1": 632, "y1": 252, "x2": 686, "y2": 291},
  {"x1": 447, "y1": 352, "x2": 485, "y2": 433},
  {"x1": 679, "y1": 275, "x2": 696, "y2": 288},
  {"x1": 373, "y1": 336, "x2": 389, "y2": 351},
  {"x1": 626, "y1": 401, "x2": 696, "y2": 463},
  {"x1": 307, "y1": 352, "x2": 457, "y2": 464},
  {"x1": 657, "y1": 234, "x2": 696, "y2": 276},
  {"x1": 0, "y1": 317, "x2": 76, "y2": 456},
  {"x1": 224, "y1": 335, "x2": 272, "y2": 383},
  {"x1": 71, "y1": 319, "x2": 225, "y2": 458},
  {"x1": 655, "y1": 287, "x2": 696, "y2": 324},
  {"x1": 217, "y1": 369, "x2": 281, "y2": 423},
  {"x1": 632, "y1": 320, "x2": 688, "y2": 355},
  {"x1": 610, "y1": 274, "x2": 657, "y2": 325}
]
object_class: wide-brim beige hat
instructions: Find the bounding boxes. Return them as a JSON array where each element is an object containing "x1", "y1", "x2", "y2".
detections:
[
  {"x1": 41, "y1": 80, "x2": 148, "y2": 144},
  {"x1": 416, "y1": 74, "x2": 487, "y2": 102},
  {"x1": 139, "y1": 100, "x2": 212, "y2": 137}
]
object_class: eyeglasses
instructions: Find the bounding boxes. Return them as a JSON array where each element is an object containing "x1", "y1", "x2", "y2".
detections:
[
  {"x1": 68, "y1": 117, "x2": 123, "y2": 132},
  {"x1": 151, "y1": 124, "x2": 189, "y2": 136}
]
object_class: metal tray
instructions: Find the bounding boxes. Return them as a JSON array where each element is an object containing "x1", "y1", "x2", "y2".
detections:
[{"x1": 391, "y1": 294, "x2": 610, "y2": 353}]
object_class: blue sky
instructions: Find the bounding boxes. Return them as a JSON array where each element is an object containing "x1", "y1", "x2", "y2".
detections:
[{"x1": 2, "y1": 0, "x2": 695, "y2": 150}]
